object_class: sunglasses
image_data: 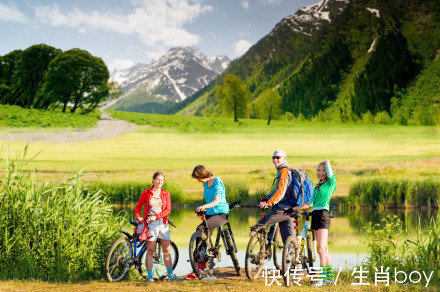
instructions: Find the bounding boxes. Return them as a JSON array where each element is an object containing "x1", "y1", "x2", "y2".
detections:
[{"x1": 272, "y1": 156, "x2": 283, "y2": 160}]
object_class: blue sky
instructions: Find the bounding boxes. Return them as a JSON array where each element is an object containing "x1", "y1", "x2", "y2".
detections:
[{"x1": 0, "y1": 0, "x2": 318, "y2": 71}]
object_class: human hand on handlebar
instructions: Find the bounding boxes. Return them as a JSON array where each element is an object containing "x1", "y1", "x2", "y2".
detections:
[
  {"x1": 145, "y1": 215, "x2": 156, "y2": 223},
  {"x1": 195, "y1": 206, "x2": 206, "y2": 213},
  {"x1": 259, "y1": 201, "x2": 270, "y2": 209}
]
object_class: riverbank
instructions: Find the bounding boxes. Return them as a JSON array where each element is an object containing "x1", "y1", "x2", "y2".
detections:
[{"x1": 1, "y1": 267, "x2": 436, "y2": 291}]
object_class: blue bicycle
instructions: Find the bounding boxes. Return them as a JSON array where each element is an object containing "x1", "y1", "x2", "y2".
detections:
[{"x1": 105, "y1": 220, "x2": 179, "y2": 282}]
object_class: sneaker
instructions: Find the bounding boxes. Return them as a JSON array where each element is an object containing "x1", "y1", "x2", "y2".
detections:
[
  {"x1": 167, "y1": 273, "x2": 182, "y2": 281},
  {"x1": 186, "y1": 272, "x2": 198, "y2": 279},
  {"x1": 311, "y1": 280, "x2": 326, "y2": 287},
  {"x1": 326, "y1": 279, "x2": 335, "y2": 285},
  {"x1": 146, "y1": 277, "x2": 155, "y2": 282}
]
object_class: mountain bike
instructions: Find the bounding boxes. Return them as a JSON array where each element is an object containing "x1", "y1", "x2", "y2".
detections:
[
  {"x1": 282, "y1": 211, "x2": 316, "y2": 283},
  {"x1": 244, "y1": 209, "x2": 284, "y2": 280},
  {"x1": 105, "y1": 219, "x2": 179, "y2": 282},
  {"x1": 188, "y1": 201, "x2": 241, "y2": 279}
]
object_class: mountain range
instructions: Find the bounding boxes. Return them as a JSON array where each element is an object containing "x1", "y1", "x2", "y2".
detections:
[
  {"x1": 107, "y1": 47, "x2": 230, "y2": 113},
  {"x1": 170, "y1": 0, "x2": 440, "y2": 125}
]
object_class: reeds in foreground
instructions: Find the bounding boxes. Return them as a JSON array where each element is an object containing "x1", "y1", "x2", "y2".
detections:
[{"x1": 0, "y1": 146, "x2": 125, "y2": 281}]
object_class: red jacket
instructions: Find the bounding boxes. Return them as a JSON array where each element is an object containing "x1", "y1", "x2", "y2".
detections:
[{"x1": 135, "y1": 187, "x2": 171, "y2": 241}]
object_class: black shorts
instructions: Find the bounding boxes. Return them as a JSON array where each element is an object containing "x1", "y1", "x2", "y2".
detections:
[{"x1": 311, "y1": 209, "x2": 331, "y2": 230}]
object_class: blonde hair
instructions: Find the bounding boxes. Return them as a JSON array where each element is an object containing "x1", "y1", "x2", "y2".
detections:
[
  {"x1": 191, "y1": 165, "x2": 213, "y2": 179},
  {"x1": 316, "y1": 161, "x2": 328, "y2": 179}
]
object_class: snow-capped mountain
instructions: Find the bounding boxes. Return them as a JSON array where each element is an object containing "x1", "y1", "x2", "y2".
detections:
[
  {"x1": 273, "y1": 0, "x2": 349, "y2": 36},
  {"x1": 107, "y1": 47, "x2": 230, "y2": 113}
]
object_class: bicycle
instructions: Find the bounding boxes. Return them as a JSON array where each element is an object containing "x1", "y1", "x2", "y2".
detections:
[
  {"x1": 188, "y1": 201, "x2": 241, "y2": 279},
  {"x1": 282, "y1": 211, "x2": 316, "y2": 283},
  {"x1": 105, "y1": 219, "x2": 179, "y2": 282},
  {"x1": 244, "y1": 209, "x2": 284, "y2": 280}
]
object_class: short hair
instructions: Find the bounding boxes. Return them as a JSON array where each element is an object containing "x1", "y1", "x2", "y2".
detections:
[
  {"x1": 152, "y1": 171, "x2": 165, "y2": 181},
  {"x1": 191, "y1": 165, "x2": 213, "y2": 179}
]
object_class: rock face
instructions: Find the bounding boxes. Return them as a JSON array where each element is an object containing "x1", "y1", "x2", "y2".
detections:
[{"x1": 108, "y1": 47, "x2": 230, "y2": 113}]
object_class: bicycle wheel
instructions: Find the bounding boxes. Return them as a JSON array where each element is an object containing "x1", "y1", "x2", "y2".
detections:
[
  {"x1": 139, "y1": 240, "x2": 180, "y2": 280},
  {"x1": 305, "y1": 234, "x2": 314, "y2": 271},
  {"x1": 223, "y1": 230, "x2": 241, "y2": 276},
  {"x1": 189, "y1": 231, "x2": 208, "y2": 279},
  {"x1": 245, "y1": 232, "x2": 269, "y2": 280},
  {"x1": 272, "y1": 224, "x2": 283, "y2": 271},
  {"x1": 282, "y1": 235, "x2": 299, "y2": 284},
  {"x1": 105, "y1": 237, "x2": 133, "y2": 282}
]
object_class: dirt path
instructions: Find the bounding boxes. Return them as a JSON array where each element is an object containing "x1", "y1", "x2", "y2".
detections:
[{"x1": 0, "y1": 111, "x2": 140, "y2": 143}]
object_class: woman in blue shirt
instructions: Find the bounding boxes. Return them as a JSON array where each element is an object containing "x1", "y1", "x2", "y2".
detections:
[{"x1": 191, "y1": 165, "x2": 229, "y2": 236}]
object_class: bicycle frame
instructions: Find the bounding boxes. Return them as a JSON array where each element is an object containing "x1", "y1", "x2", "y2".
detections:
[
  {"x1": 197, "y1": 215, "x2": 238, "y2": 257},
  {"x1": 293, "y1": 212, "x2": 317, "y2": 265}
]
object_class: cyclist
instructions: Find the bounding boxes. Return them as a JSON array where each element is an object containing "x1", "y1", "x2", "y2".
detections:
[
  {"x1": 289, "y1": 159, "x2": 336, "y2": 286},
  {"x1": 135, "y1": 171, "x2": 181, "y2": 282},
  {"x1": 251, "y1": 149, "x2": 296, "y2": 246},
  {"x1": 190, "y1": 165, "x2": 229, "y2": 277}
]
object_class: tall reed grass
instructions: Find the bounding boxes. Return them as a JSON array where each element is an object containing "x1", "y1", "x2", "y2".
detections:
[
  {"x1": 86, "y1": 180, "x2": 188, "y2": 205},
  {"x1": 347, "y1": 177, "x2": 440, "y2": 208},
  {"x1": 362, "y1": 215, "x2": 440, "y2": 286},
  {"x1": 0, "y1": 146, "x2": 125, "y2": 281}
]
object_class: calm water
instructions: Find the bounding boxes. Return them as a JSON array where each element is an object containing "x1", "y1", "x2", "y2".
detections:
[{"x1": 114, "y1": 206, "x2": 438, "y2": 276}]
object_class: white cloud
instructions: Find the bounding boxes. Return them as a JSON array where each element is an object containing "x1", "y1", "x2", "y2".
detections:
[
  {"x1": 0, "y1": 3, "x2": 29, "y2": 23},
  {"x1": 258, "y1": 0, "x2": 284, "y2": 5},
  {"x1": 34, "y1": 0, "x2": 213, "y2": 54},
  {"x1": 108, "y1": 58, "x2": 135, "y2": 72},
  {"x1": 242, "y1": 1, "x2": 250, "y2": 9},
  {"x1": 234, "y1": 40, "x2": 252, "y2": 57}
]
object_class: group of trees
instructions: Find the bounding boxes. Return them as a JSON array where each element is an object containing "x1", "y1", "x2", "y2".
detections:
[
  {"x1": 215, "y1": 73, "x2": 282, "y2": 125},
  {"x1": 0, "y1": 44, "x2": 119, "y2": 114}
]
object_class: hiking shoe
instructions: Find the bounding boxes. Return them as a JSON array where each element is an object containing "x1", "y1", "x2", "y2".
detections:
[
  {"x1": 146, "y1": 277, "x2": 155, "y2": 282},
  {"x1": 167, "y1": 273, "x2": 182, "y2": 281}
]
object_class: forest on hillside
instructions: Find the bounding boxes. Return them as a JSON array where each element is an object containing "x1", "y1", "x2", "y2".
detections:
[{"x1": 173, "y1": 0, "x2": 440, "y2": 126}]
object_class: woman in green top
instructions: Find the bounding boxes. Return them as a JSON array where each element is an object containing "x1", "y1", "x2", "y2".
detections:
[{"x1": 290, "y1": 159, "x2": 336, "y2": 286}]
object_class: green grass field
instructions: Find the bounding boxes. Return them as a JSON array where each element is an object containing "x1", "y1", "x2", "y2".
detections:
[
  {"x1": 1, "y1": 111, "x2": 439, "y2": 199},
  {"x1": 0, "y1": 104, "x2": 101, "y2": 130}
]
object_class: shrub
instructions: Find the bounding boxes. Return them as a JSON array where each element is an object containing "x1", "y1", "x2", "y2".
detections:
[{"x1": 0, "y1": 146, "x2": 125, "y2": 281}]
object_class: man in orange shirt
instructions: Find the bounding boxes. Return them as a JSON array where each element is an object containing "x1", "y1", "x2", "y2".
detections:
[{"x1": 251, "y1": 149, "x2": 296, "y2": 245}]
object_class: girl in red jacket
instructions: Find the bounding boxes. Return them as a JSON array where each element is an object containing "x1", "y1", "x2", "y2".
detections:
[{"x1": 135, "y1": 171, "x2": 181, "y2": 282}]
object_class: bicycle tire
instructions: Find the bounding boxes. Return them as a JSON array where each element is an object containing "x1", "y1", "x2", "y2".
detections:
[
  {"x1": 188, "y1": 231, "x2": 207, "y2": 279},
  {"x1": 223, "y1": 230, "x2": 241, "y2": 276},
  {"x1": 138, "y1": 240, "x2": 179, "y2": 280},
  {"x1": 272, "y1": 224, "x2": 283, "y2": 271},
  {"x1": 245, "y1": 232, "x2": 267, "y2": 280},
  {"x1": 305, "y1": 234, "x2": 314, "y2": 271},
  {"x1": 105, "y1": 237, "x2": 133, "y2": 282},
  {"x1": 282, "y1": 235, "x2": 299, "y2": 285}
]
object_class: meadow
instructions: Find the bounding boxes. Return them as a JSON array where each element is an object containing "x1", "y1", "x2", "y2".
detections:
[
  {"x1": 1, "y1": 110, "x2": 439, "y2": 289},
  {"x1": 1, "y1": 111, "x2": 439, "y2": 203},
  {"x1": 0, "y1": 104, "x2": 101, "y2": 130}
]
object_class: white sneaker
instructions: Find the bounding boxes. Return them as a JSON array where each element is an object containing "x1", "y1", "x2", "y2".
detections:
[{"x1": 311, "y1": 280, "x2": 326, "y2": 287}]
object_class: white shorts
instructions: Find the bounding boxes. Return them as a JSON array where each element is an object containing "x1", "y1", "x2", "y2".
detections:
[{"x1": 138, "y1": 218, "x2": 170, "y2": 241}]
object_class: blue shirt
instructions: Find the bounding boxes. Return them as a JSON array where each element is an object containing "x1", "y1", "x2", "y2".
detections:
[{"x1": 203, "y1": 177, "x2": 229, "y2": 215}]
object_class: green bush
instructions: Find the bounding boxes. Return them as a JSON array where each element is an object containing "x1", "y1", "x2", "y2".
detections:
[
  {"x1": 86, "y1": 180, "x2": 188, "y2": 205},
  {"x1": 0, "y1": 146, "x2": 125, "y2": 281},
  {"x1": 362, "y1": 215, "x2": 440, "y2": 286},
  {"x1": 374, "y1": 111, "x2": 392, "y2": 125},
  {"x1": 348, "y1": 177, "x2": 440, "y2": 208}
]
